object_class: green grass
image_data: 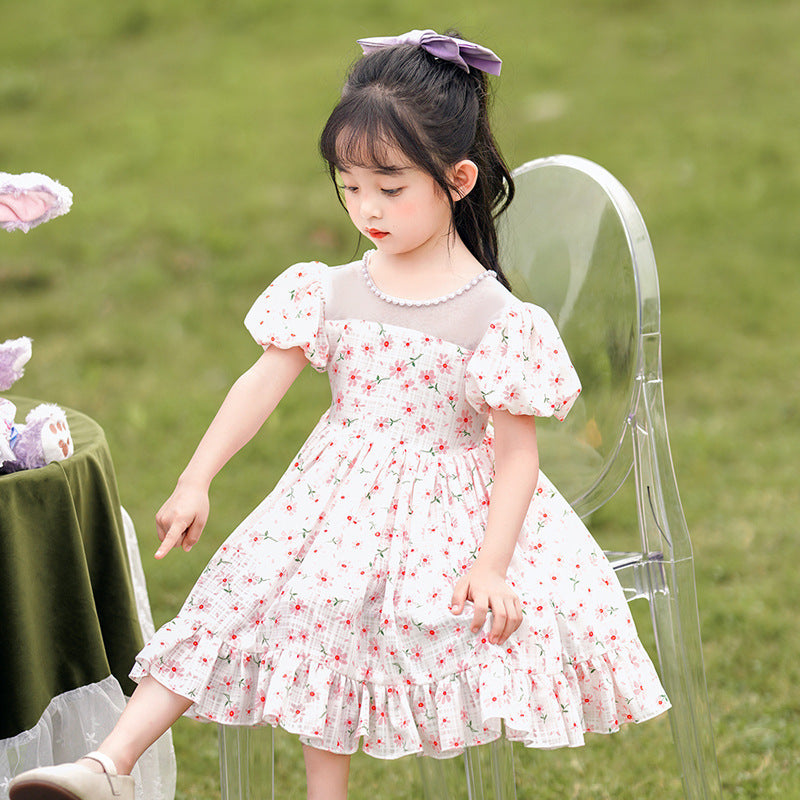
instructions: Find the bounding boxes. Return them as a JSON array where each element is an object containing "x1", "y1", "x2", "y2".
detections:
[{"x1": 2, "y1": 0, "x2": 799, "y2": 797}]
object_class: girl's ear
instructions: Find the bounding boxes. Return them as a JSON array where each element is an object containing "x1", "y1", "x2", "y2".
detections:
[{"x1": 449, "y1": 159, "x2": 479, "y2": 201}]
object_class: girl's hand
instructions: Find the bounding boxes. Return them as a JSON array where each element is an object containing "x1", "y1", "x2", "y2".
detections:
[
  {"x1": 154, "y1": 480, "x2": 210, "y2": 559},
  {"x1": 450, "y1": 561, "x2": 523, "y2": 645}
]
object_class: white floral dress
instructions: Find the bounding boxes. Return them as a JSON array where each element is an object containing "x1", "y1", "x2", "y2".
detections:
[{"x1": 132, "y1": 257, "x2": 669, "y2": 758}]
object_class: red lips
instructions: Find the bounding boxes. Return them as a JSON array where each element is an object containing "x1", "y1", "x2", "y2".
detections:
[{"x1": 367, "y1": 228, "x2": 388, "y2": 239}]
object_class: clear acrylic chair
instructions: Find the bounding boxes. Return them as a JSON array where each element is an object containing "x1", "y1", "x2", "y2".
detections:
[
  {"x1": 218, "y1": 155, "x2": 722, "y2": 799},
  {"x1": 496, "y1": 154, "x2": 721, "y2": 799}
]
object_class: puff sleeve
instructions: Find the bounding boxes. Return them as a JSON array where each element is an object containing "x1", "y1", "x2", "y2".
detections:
[
  {"x1": 465, "y1": 302, "x2": 581, "y2": 420},
  {"x1": 244, "y1": 261, "x2": 329, "y2": 372}
]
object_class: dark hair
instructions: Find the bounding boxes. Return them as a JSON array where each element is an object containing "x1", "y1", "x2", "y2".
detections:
[{"x1": 319, "y1": 33, "x2": 515, "y2": 289}]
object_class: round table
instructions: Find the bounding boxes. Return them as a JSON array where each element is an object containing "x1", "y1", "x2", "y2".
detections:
[
  {"x1": 0, "y1": 397, "x2": 142, "y2": 737},
  {"x1": 0, "y1": 398, "x2": 175, "y2": 800}
]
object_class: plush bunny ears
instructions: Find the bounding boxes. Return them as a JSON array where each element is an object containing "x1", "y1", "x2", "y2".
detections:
[{"x1": 0, "y1": 172, "x2": 73, "y2": 232}]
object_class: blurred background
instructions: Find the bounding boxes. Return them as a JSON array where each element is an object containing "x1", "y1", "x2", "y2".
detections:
[{"x1": 2, "y1": 1, "x2": 798, "y2": 797}]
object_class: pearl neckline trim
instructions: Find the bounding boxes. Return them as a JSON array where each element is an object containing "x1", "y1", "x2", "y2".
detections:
[{"x1": 361, "y1": 253, "x2": 496, "y2": 308}]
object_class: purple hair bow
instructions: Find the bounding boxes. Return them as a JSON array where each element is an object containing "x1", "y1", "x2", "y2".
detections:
[{"x1": 357, "y1": 29, "x2": 502, "y2": 76}]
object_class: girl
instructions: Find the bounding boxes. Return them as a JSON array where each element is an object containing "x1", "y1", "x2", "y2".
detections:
[{"x1": 10, "y1": 28, "x2": 669, "y2": 800}]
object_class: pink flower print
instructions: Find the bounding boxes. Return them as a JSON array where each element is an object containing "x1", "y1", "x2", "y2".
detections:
[
  {"x1": 374, "y1": 417, "x2": 393, "y2": 433},
  {"x1": 346, "y1": 368, "x2": 362, "y2": 386},
  {"x1": 503, "y1": 386, "x2": 520, "y2": 404},
  {"x1": 361, "y1": 341, "x2": 375, "y2": 356},
  {"x1": 547, "y1": 373, "x2": 564, "y2": 396},
  {"x1": 390, "y1": 359, "x2": 407, "y2": 378},
  {"x1": 546, "y1": 342, "x2": 562, "y2": 362},
  {"x1": 380, "y1": 333, "x2": 394, "y2": 351},
  {"x1": 432, "y1": 439, "x2": 448, "y2": 454},
  {"x1": 400, "y1": 377, "x2": 415, "y2": 393},
  {"x1": 401, "y1": 401, "x2": 417, "y2": 416},
  {"x1": 436, "y1": 354, "x2": 454, "y2": 374},
  {"x1": 539, "y1": 625, "x2": 554, "y2": 644},
  {"x1": 337, "y1": 610, "x2": 354, "y2": 629},
  {"x1": 420, "y1": 367, "x2": 436, "y2": 385},
  {"x1": 362, "y1": 377, "x2": 377, "y2": 394},
  {"x1": 163, "y1": 660, "x2": 184, "y2": 680},
  {"x1": 416, "y1": 418, "x2": 434, "y2": 435},
  {"x1": 315, "y1": 568, "x2": 330, "y2": 585}
]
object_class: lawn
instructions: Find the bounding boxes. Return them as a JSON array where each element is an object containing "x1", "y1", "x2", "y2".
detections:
[{"x1": 2, "y1": 0, "x2": 798, "y2": 797}]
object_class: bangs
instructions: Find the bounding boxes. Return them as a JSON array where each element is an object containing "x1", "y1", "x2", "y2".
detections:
[
  {"x1": 320, "y1": 89, "x2": 436, "y2": 178},
  {"x1": 330, "y1": 124, "x2": 407, "y2": 174}
]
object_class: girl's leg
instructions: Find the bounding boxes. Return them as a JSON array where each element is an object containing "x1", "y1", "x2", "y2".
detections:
[
  {"x1": 303, "y1": 744, "x2": 351, "y2": 800},
  {"x1": 83, "y1": 676, "x2": 193, "y2": 775}
]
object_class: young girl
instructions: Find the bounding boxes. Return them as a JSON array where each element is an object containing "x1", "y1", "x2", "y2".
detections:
[{"x1": 10, "y1": 28, "x2": 669, "y2": 800}]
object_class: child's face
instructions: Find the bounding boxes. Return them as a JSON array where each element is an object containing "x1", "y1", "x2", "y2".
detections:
[{"x1": 337, "y1": 147, "x2": 453, "y2": 258}]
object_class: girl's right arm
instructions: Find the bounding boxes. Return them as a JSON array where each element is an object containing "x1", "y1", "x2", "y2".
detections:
[{"x1": 154, "y1": 344, "x2": 308, "y2": 559}]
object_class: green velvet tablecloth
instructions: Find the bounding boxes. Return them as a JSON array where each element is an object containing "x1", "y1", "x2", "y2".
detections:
[{"x1": 0, "y1": 397, "x2": 143, "y2": 740}]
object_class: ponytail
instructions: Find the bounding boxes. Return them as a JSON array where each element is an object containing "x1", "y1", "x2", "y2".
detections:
[{"x1": 451, "y1": 68, "x2": 514, "y2": 286}]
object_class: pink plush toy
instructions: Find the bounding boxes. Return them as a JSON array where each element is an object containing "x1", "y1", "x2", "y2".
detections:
[
  {"x1": 0, "y1": 171, "x2": 72, "y2": 232},
  {"x1": 1, "y1": 173, "x2": 74, "y2": 473}
]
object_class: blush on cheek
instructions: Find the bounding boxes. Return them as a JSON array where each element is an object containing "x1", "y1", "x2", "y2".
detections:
[{"x1": 394, "y1": 196, "x2": 417, "y2": 213}]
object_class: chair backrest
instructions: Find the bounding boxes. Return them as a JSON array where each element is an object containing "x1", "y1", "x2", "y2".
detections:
[{"x1": 499, "y1": 155, "x2": 661, "y2": 519}]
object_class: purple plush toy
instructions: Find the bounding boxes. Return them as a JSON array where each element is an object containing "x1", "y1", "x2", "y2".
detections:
[
  {"x1": 1, "y1": 173, "x2": 74, "y2": 473},
  {"x1": 0, "y1": 337, "x2": 73, "y2": 473}
]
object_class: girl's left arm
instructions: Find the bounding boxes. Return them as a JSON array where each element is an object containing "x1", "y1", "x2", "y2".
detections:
[{"x1": 450, "y1": 409, "x2": 539, "y2": 645}]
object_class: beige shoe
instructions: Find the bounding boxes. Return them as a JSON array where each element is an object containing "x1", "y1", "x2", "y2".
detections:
[{"x1": 9, "y1": 751, "x2": 134, "y2": 800}]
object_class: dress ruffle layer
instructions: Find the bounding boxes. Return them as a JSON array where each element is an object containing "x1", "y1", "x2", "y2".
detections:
[{"x1": 132, "y1": 619, "x2": 668, "y2": 758}]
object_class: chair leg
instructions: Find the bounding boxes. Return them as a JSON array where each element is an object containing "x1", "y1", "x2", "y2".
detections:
[
  {"x1": 631, "y1": 394, "x2": 723, "y2": 799},
  {"x1": 648, "y1": 559, "x2": 723, "y2": 800},
  {"x1": 219, "y1": 725, "x2": 517, "y2": 799},
  {"x1": 418, "y1": 737, "x2": 517, "y2": 800},
  {"x1": 219, "y1": 725, "x2": 275, "y2": 800}
]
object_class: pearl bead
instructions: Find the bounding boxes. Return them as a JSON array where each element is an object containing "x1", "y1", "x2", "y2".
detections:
[{"x1": 361, "y1": 251, "x2": 496, "y2": 307}]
